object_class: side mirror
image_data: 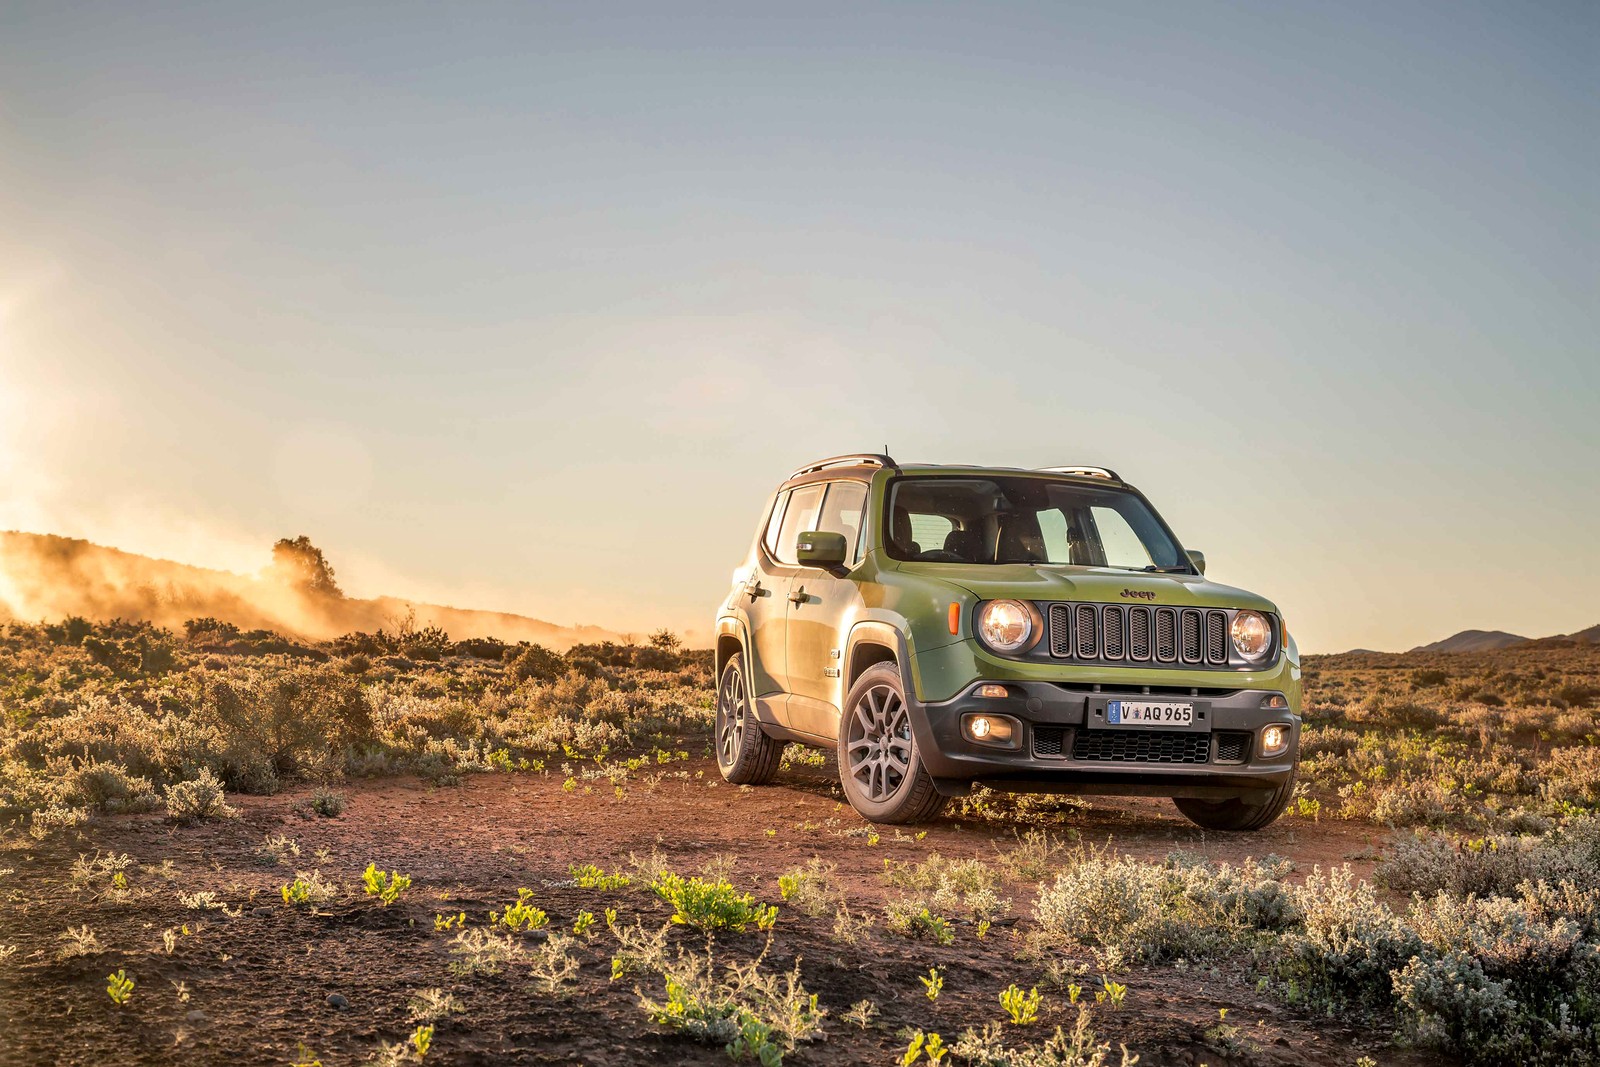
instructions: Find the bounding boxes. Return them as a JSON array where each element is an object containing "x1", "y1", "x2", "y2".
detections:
[
  {"x1": 797, "y1": 530, "x2": 848, "y2": 571},
  {"x1": 1186, "y1": 549, "x2": 1206, "y2": 575}
]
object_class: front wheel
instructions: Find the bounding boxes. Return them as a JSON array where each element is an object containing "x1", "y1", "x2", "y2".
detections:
[
  {"x1": 1172, "y1": 762, "x2": 1298, "y2": 832},
  {"x1": 836, "y1": 663, "x2": 947, "y2": 825},
  {"x1": 714, "y1": 653, "x2": 782, "y2": 785}
]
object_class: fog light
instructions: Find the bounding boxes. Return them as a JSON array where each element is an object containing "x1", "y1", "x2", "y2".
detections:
[
  {"x1": 977, "y1": 684, "x2": 1008, "y2": 698},
  {"x1": 961, "y1": 713, "x2": 1017, "y2": 747},
  {"x1": 1261, "y1": 724, "x2": 1289, "y2": 756}
]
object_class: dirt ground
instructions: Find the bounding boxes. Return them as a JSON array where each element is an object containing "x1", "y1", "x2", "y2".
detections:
[{"x1": 1, "y1": 756, "x2": 1450, "y2": 1067}]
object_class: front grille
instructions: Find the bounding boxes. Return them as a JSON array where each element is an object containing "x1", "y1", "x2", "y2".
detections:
[
  {"x1": 1033, "y1": 726, "x2": 1070, "y2": 757},
  {"x1": 1213, "y1": 731, "x2": 1251, "y2": 764},
  {"x1": 1072, "y1": 729, "x2": 1210, "y2": 764},
  {"x1": 1046, "y1": 602, "x2": 1240, "y2": 670}
]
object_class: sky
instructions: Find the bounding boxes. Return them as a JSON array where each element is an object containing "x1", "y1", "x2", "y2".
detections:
[{"x1": 0, "y1": 1, "x2": 1594, "y2": 652}]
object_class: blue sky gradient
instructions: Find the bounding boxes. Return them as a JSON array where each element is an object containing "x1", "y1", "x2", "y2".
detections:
[{"x1": 0, "y1": 2, "x2": 1594, "y2": 649}]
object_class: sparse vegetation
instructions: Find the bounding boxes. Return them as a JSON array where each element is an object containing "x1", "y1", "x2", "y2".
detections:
[{"x1": 2, "y1": 618, "x2": 1595, "y2": 1065}]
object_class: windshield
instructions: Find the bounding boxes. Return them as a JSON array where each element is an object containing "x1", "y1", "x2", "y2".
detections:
[{"x1": 885, "y1": 476, "x2": 1189, "y2": 571}]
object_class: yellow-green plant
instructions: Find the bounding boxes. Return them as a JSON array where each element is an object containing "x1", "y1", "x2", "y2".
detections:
[
  {"x1": 434, "y1": 911, "x2": 466, "y2": 931},
  {"x1": 904, "y1": 1030, "x2": 947, "y2": 1064},
  {"x1": 362, "y1": 863, "x2": 412, "y2": 906},
  {"x1": 570, "y1": 864, "x2": 631, "y2": 890},
  {"x1": 650, "y1": 872, "x2": 776, "y2": 934},
  {"x1": 280, "y1": 870, "x2": 334, "y2": 907},
  {"x1": 999, "y1": 983, "x2": 1042, "y2": 1024},
  {"x1": 491, "y1": 888, "x2": 549, "y2": 932},
  {"x1": 411, "y1": 1024, "x2": 433, "y2": 1058},
  {"x1": 106, "y1": 969, "x2": 134, "y2": 1006},
  {"x1": 921, "y1": 967, "x2": 943, "y2": 1001},
  {"x1": 573, "y1": 910, "x2": 596, "y2": 936},
  {"x1": 1098, "y1": 976, "x2": 1127, "y2": 1008}
]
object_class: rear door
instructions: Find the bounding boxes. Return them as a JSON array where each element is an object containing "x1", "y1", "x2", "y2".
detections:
[
  {"x1": 747, "y1": 484, "x2": 824, "y2": 709},
  {"x1": 785, "y1": 480, "x2": 869, "y2": 738}
]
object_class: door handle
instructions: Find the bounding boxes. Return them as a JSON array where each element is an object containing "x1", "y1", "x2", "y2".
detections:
[
  {"x1": 744, "y1": 579, "x2": 764, "y2": 601},
  {"x1": 788, "y1": 587, "x2": 808, "y2": 605}
]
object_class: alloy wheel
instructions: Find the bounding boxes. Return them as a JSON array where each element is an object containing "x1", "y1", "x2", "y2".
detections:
[
  {"x1": 846, "y1": 684, "x2": 913, "y2": 802},
  {"x1": 716, "y1": 662, "x2": 746, "y2": 768}
]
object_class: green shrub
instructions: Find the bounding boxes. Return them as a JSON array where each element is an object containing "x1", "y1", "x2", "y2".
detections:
[
  {"x1": 164, "y1": 768, "x2": 237, "y2": 823},
  {"x1": 505, "y1": 645, "x2": 566, "y2": 684},
  {"x1": 651, "y1": 872, "x2": 776, "y2": 934}
]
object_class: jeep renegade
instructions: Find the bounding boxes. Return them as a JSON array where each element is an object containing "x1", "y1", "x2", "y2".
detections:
[{"x1": 713, "y1": 455, "x2": 1302, "y2": 829}]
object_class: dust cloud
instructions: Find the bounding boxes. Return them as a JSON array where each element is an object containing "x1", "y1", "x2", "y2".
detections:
[{"x1": 0, "y1": 531, "x2": 621, "y2": 650}]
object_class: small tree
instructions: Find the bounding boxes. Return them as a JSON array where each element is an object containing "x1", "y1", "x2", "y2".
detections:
[
  {"x1": 270, "y1": 536, "x2": 341, "y2": 597},
  {"x1": 649, "y1": 629, "x2": 682, "y2": 654}
]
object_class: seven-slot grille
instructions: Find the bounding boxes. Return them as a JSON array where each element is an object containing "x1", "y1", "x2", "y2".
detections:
[{"x1": 1047, "y1": 603, "x2": 1233, "y2": 668}]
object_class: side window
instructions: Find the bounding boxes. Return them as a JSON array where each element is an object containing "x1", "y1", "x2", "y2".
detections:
[
  {"x1": 762, "y1": 491, "x2": 790, "y2": 559},
  {"x1": 813, "y1": 482, "x2": 867, "y2": 562},
  {"x1": 773, "y1": 484, "x2": 824, "y2": 565},
  {"x1": 1090, "y1": 506, "x2": 1153, "y2": 569}
]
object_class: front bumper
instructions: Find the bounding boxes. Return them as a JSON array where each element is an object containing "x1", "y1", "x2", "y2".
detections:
[{"x1": 903, "y1": 678, "x2": 1300, "y2": 800}]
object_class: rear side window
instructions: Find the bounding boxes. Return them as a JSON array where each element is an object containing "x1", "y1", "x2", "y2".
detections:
[
  {"x1": 814, "y1": 482, "x2": 868, "y2": 562},
  {"x1": 762, "y1": 492, "x2": 790, "y2": 558},
  {"x1": 772, "y1": 484, "x2": 824, "y2": 565}
]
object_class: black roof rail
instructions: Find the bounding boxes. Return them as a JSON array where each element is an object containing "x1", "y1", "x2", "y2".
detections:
[
  {"x1": 788, "y1": 453, "x2": 899, "y2": 479},
  {"x1": 1036, "y1": 465, "x2": 1123, "y2": 482}
]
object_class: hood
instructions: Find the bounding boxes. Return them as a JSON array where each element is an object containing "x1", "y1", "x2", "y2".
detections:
[{"x1": 894, "y1": 562, "x2": 1280, "y2": 615}]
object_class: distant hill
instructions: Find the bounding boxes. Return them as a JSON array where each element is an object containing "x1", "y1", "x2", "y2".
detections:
[
  {"x1": 1411, "y1": 629, "x2": 1529, "y2": 653},
  {"x1": 0, "y1": 531, "x2": 624, "y2": 650}
]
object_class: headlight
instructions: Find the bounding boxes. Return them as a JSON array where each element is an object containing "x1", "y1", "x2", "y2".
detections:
[
  {"x1": 1231, "y1": 610, "x2": 1273, "y2": 662},
  {"x1": 976, "y1": 600, "x2": 1033, "y2": 653}
]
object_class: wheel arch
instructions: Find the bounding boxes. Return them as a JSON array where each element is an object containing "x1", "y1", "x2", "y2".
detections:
[
  {"x1": 845, "y1": 620, "x2": 911, "y2": 693},
  {"x1": 715, "y1": 616, "x2": 753, "y2": 694}
]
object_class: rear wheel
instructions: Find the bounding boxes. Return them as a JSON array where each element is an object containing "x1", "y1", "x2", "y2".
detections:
[
  {"x1": 1172, "y1": 762, "x2": 1298, "y2": 831},
  {"x1": 714, "y1": 653, "x2": 782, "y2": 785},
  {"x1": 837, "y1": 663, "x2": 947, "y2": 825}
]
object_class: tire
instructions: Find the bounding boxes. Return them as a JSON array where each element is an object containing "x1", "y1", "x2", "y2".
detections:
[
  {"x1": 714, "y1": 653, "x2": 782, "y2": 785},
  {"x1": 1172, "y1": 761, "x2": 1298, "y2": 832},
  {"x1": 837, "y1": 663, "x2": 947, "y2": 825}
]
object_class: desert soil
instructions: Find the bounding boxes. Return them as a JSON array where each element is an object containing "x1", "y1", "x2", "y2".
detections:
[{"x1": 1, "y1": 756, "x2": 1450, "y2": 1067}]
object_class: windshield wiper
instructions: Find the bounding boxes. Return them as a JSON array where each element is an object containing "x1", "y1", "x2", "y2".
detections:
[{"x1": 1138, "y1": 565, "x2": 1192, "y2": 573}]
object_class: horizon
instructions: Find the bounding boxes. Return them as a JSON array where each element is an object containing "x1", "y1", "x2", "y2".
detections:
[{"x1": 2, "y1": 3, "x2": 1595, "y2": 653}]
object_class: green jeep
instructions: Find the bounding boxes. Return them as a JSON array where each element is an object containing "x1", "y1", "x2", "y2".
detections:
[{"x1": 713, "y1": 454, "x2": 1302, "y2": 830}]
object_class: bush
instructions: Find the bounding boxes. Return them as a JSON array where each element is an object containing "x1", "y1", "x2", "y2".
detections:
[
  {"x1": 1032, "y1": 850, "x2": 1293, "y2": 967},
  {"x1": 64, "y1": 760, "x2": 160, "y2": 814},
  {"x1": 164, "y1": 768, "x2": 238, "y2": 823},
  {"x1": 1394, "y1": 886, "x2": 1600, "y2": 1065},
  {"x1": 637, "y1": 948, "x2": 823, "y2": 1064},
  {"x1": 506, "y1": 645, "x2": 566, "y2": 684},
  {"x1": 188, "y1": 665, "x2": 373, "y2": 787},
  {"x1": 311, "y1": 787, "x2": 347, "y2": 817},
  {"x1": 1272, "y1": 866, "x2": 1421, "y2": 1013}
]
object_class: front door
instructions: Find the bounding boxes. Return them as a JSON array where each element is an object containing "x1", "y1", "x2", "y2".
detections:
[{"x1": 785, "y1": 481, "x2": 868, "y2": 740}]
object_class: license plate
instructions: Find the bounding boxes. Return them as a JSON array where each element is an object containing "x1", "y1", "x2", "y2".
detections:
[{"x1": 1106, "y1": 699, "x2": 1194, "y2": 727}]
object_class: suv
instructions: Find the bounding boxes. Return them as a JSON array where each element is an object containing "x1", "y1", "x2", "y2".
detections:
[{"x1": 713, "y1": 455, "x2": 1302, "y2": 830}]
